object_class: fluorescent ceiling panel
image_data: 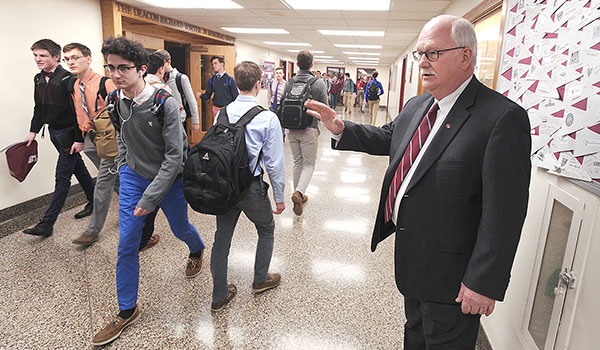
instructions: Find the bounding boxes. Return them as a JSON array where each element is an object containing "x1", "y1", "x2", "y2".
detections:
[
  {"x1": 353, "y1": 62, "x2": 380, "y2": 66},
  {"x1": 139, "y1": 0, "x2": 242, "y2": 8},
  {"x1": 348, "y1": 57, "x2": 379, "y2": 61},
  {"x1": 335, "y1": 44, "x2": 382, "y2": 49},
  {"x1": 287, "y1": 49, "x2": 325, "y2": 53},
  {"x1": 282, "y1": 0, "x2": 389, "y2": 11},
  {"x1": 222, "y1": 27, "x2": 289, "y2": 34},
  {"x1": 314, "y1": 59, "x2": 343, "y2": 62},
  {"x1": 264, "y1": 41, "x2": 311, "y2": 46},
  {"x1": 342, "y1": 51, "x2": 380, "y2": 56},
  {"x1": 314, "y1": 55, "x2": 334, "y2": 58},
  {"x1": 319, "y1": 30, "x2": 384, "y2": 37}
]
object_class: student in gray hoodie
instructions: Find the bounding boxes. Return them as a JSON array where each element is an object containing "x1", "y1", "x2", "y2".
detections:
[{"x1": 91, "y1": 37, "x2": 205, "y2": 347}]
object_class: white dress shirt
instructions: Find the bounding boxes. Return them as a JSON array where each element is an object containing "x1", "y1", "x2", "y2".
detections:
[{"x1": 391, "y1": 76, "x2": 473, "y2": 224}]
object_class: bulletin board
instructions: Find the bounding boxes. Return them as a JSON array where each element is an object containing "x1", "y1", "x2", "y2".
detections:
[
  {"x1": 497, "y1": 0, "x2": 600, "y2": 184},
  {"x1": 260, "y1": 60, "x2": 275, "y2": 89}
]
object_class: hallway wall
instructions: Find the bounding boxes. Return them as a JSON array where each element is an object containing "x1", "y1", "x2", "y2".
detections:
[{"x1": 0, "y1": 0, "x2": 105, "y2": 210}]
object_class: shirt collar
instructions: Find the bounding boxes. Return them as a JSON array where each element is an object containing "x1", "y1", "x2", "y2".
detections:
[
  {"x1": 79, "y1": 70, "x2": 97, "y2": 84},
  {"x1": 119, "y1": 81, "x2": 155, "y2": 105},
  {"x1": 436, "y1": 75, "x2": 473, "y2": 117},
  {"x1": 236, "y1": 95, "x2": 258, "y2": 103}
]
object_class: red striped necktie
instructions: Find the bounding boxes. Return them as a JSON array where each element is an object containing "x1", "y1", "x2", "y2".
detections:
[{"x1": 384, "y1": 103, "x2": 439, "y2": 223}]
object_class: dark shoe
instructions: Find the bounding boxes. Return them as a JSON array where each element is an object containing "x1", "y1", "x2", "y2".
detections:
[
  {"x1": 252, "y1": 273, "x2": 281, "y2": 294},
  {"x1": 185, "y1": 250, "x2": 204, "y2": 279},
  {"x1": 139, "y1": 234, "x2": 160, "y2": 252},
  {"x1": 291, "y1": 191, "x2": 304, "y2": 216},
  {"x1": 302, "y1": 194, "x2": 308, "y2": 203},
  {"x1": 23, "y1": 221, "x2": 53, "y2": 237},
  {"x1": 74, "y1": 202, "x2": 93, "y2": 219},
  {"x1": 91, "y1": 306, "x2": 141, "y2": 346},
  {"x1": 211, "y1": 284, "x2": 237, "y2": 312},
  {"x1": 72, "y1": 233, "x2": 98, "y2": 246}
]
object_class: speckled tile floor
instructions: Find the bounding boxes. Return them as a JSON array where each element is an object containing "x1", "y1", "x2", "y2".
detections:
[{"x1": 0, "y1": 107, "x2": 405, "y2": 349}]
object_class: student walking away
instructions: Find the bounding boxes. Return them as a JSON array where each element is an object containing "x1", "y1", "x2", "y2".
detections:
[
  {"x1": 278, "y1": 50, "x2": 328, "y2": 216},
  {"x1": 154, "y1": 49, "x2": 200, "y2": 134},
  {"x1": 144, "y1": 53, "x2": 171, "y2": 93},
  {"x1": 357, "y1": 76, "x2": 368, "y2": 112},
  {"x1": 22, "y1": 39, "x2": 95, "y2": 237},
  {"x1": 63, "y1": 42, "x2": 160, "y2": 250},
  {"x1": 365, "y1": 71, "x2": 384, "y2": 125},
  {"x1": 305, "y1": 15, "x2": 531, "y2": 349},
  {"x1": 198, "y1": 56, "x2": 239, "y2": 120},
  {"x1": 91, "y1": 37, "x2": 206, "y2": 346},
  {"x1": 342, "y1": 72, "x2": 356, "y2": 117},
  {"x1": 206, "y1": 61, "x2": 285, "y2": 312}
]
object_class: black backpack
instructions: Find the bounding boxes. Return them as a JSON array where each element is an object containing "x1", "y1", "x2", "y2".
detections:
[
  {"x1": 277, "y1": 76, "x2": 318, "y2": 130},
  {"x1": 367, "y1": 80, "x2": 380, "y2": 100},
  {"x1": 175, "y1": 72, "x2": 191, "y2": 121},
  {"x1": 183, "y1": 105, "x2": 266, "y2": 215}
]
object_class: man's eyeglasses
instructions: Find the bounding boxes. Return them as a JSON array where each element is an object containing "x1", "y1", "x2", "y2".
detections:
[
  {"x1": 104, "y1": 64, "x2": 137, "y2": 74},
  {"x1": 63, "y1": 55, "x2": 84, "y2": 63},
  {"x1": 412, "y1": 46, "x2": 465, "y2": 62}
]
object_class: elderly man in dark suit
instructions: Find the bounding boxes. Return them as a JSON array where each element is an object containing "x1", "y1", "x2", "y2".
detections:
[{"x1": 306, "y1": 15, "x2": 531, "y2": 349}]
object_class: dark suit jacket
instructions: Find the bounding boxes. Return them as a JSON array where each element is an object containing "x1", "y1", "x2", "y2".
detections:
[{"x1": 334, "y1": 77, "x2": 531, "y2": 303}]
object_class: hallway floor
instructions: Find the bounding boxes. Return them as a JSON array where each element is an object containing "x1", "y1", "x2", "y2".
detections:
[{"x1": 1, "y1": 106, "x2": 406, "y2": 349}]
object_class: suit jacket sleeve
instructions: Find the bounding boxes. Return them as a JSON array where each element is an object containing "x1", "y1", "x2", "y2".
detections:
[
  {"x1": 462, "y1": 105, "x2": 531, "y2": 301},
  {"x1": 334, "y1": 120, "x2": 394, "y2": 156}
]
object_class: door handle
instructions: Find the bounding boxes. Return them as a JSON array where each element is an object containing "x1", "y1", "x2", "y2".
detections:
[{"x1": 558, "y1": 268, "x2": 576, "y2": 290}]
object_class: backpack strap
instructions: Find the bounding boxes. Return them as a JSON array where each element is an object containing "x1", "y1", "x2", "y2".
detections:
[
  {"x1": 209, "y1": 76, "x2": 215, "y2": 90},
  {"x1": 235, "y1": 105, "x2": 266, "y2": 128},
  {"x1": 106, "y1": 90, "x2": 121, "y2": 131},
  {"x1": 94, "y1": 76, "x2": 109, "y2": 112},
  {"x1": 151, "y1": 88, "x2": 172, "y2": 126},
  {"x1": 175, "y1": 72, "x2": 191, "y2": 119},
  {"x1": 67, "y1": 75, "x2": 77, "y2": 96}
]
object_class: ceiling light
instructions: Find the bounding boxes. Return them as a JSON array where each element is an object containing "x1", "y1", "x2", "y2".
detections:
[
  {"x1": 314, "y1": 59, "x2": 343, "y2": 62},
  {"x1": 139, "y1": 0, "x2": 242, "y2": 8},
  {"x1": 287, "y1": 49, "x2": 325, "y2": 53},
  {"x1": 282, "y1": 0, "x2": 389, "y2": 11},
  {"x1": 343, "y1": 51, "x2": 380, "y2": 56},
  {"x1": 222, "y1": 27, "x2": 289, "y2": 34},
  {"x1": 348, "y1": 57, "x2": 379, "y2": 61},
  {"x1": 313, "y1": 55, "x2": 334, "y2": 58},
  {"x1": 319, "y1": 30, "x2": 384, "y2": 37},
  {"x1": 264, "y1": 41, "x2": 311, "y2": 46},
  {"x1": 353, "y1": 62, "x2": 380, "y2": 66},
  {"x1": 335, "y1": 44, "x2": 382, "y2": 49}
]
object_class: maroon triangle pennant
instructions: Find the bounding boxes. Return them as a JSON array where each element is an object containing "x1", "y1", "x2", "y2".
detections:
[
  {"x1": 552, "y1": 109, "x2": 565, "y2": 118},
  {"x1": 528, "y1": 80, "x2": 539, "y2": 92},
  {"x1": 572, "y1": 98, "x2": 588, "y2": 111},
  {"x1": 501, "y1": 68, "x2": 513, "y2": 81},
  {"x1": 589, "y1": 123, "x2": 600, "y2": 135},
  {"x1": 519, "y1": 56, "x2": 533, "y2": 65},
  {"x1": 507, "y1": 47, "x2": 515, "y2": 57}
]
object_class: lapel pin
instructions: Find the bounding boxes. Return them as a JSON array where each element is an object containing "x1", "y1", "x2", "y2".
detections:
[{"x1": 445, "y1": 123, "x2": 452, "y2": 129}]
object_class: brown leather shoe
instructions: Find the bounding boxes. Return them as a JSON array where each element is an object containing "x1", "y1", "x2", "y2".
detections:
[
  {"x1": 72, "y1": 233, "x2": 98, "y2": 246},
  {"x1": 91, "y1": 306, "x2": 140, "y2": 346},
  {"x1": 185, "y1": 250, "x2": 204, "y2": 279},
  {"x1": 139, "y1": 234, "x2": 160, "y2": 252},
  {"x1": 211, "y1": 284, "x2": 237, "y2": 312},
  {"x1": 291, "y1": 191, "x2": 304, "y2": 216},
  {"x1": 252, "y1": 273, "x2": 281, "y2": 294},
  {"x1": 302, "y1": 195, "x2": 308, "y2": 203}
]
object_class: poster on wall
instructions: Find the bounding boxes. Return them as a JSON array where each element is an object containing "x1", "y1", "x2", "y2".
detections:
[
  {"x1": 260, "y1": 60, "x2": 275, "y2": 89},
  {"x1": 497, "y1": 0, "x2": 600, "y2": 184}
]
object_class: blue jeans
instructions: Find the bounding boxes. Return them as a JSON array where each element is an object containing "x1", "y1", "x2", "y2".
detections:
[
  {"x1": 330, "y1": 93, "x2": 339, "y2": 109},
  {"x1": 116, "y1": 164, "x2": 205, "y2": 310},
  {"x1": 42, "y1": 127, "x2": 95, "y2": 224}
]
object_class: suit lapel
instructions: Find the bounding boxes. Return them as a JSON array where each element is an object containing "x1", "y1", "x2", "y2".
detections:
[
  {"x1": 406, "y1": 78, "x2": 480, "y2": 192},
  {"x1": 385, "y1": 97, "x2": 435, "y2": 185}
]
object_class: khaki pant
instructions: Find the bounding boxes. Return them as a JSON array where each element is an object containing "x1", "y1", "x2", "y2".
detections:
[
  {"x1": 287, "y1": 131, "x2": 319, "y2": 195},
  {"x1": 343, "y1": 92, "x2": 354, "y2": 115},
  {"x1": 369, "y1": 100, "x2": 380, "y2": 125}
]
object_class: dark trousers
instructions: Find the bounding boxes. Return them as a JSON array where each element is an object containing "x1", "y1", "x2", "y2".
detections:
[
  {"x1": 330, "y1": 93, "x2": 339, "y2": 108},
  {"x1": 404, "y1": 297, "x2": 481, "y2": 350},
  {"x1": 43, "y1": 127, "x2": 95, "y2": 224}
]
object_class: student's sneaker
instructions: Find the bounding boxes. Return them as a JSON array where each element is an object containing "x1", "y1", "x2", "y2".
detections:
[
  {"x1": 252, "y1": 273, "x2": 281, "y2": 294},
  {"x1": 91, "y1": 306, "x2": 140, "y2": 346},
  {"x1": 211, "y1": 284, "x2": 237, "y2": 313},
  {"x1": 185, "y1": 250, "x2": 204, "y2": 279}
]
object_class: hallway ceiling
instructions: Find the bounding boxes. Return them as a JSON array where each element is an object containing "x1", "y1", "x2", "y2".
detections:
[{"x1": 120, "y1": 0, "x2": 453, "y2": 67}]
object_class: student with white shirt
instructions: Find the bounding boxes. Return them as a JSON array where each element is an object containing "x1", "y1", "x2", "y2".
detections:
[
  {"x1": 92, "y1": 37, "x2": 206, "y2": 346},
  {"x1": 209, "y1": 61, "x2": 285, "y2": 313}
]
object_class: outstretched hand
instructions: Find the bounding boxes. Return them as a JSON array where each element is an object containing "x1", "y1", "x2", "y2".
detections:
[{"x1": 304, "y1": 99, "x2": 345, "y2": 135}]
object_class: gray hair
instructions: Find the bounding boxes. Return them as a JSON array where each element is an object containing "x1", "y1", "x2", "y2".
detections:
[{"x1": 427, "y1": 15, "x2": 478, "y2": 66}]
